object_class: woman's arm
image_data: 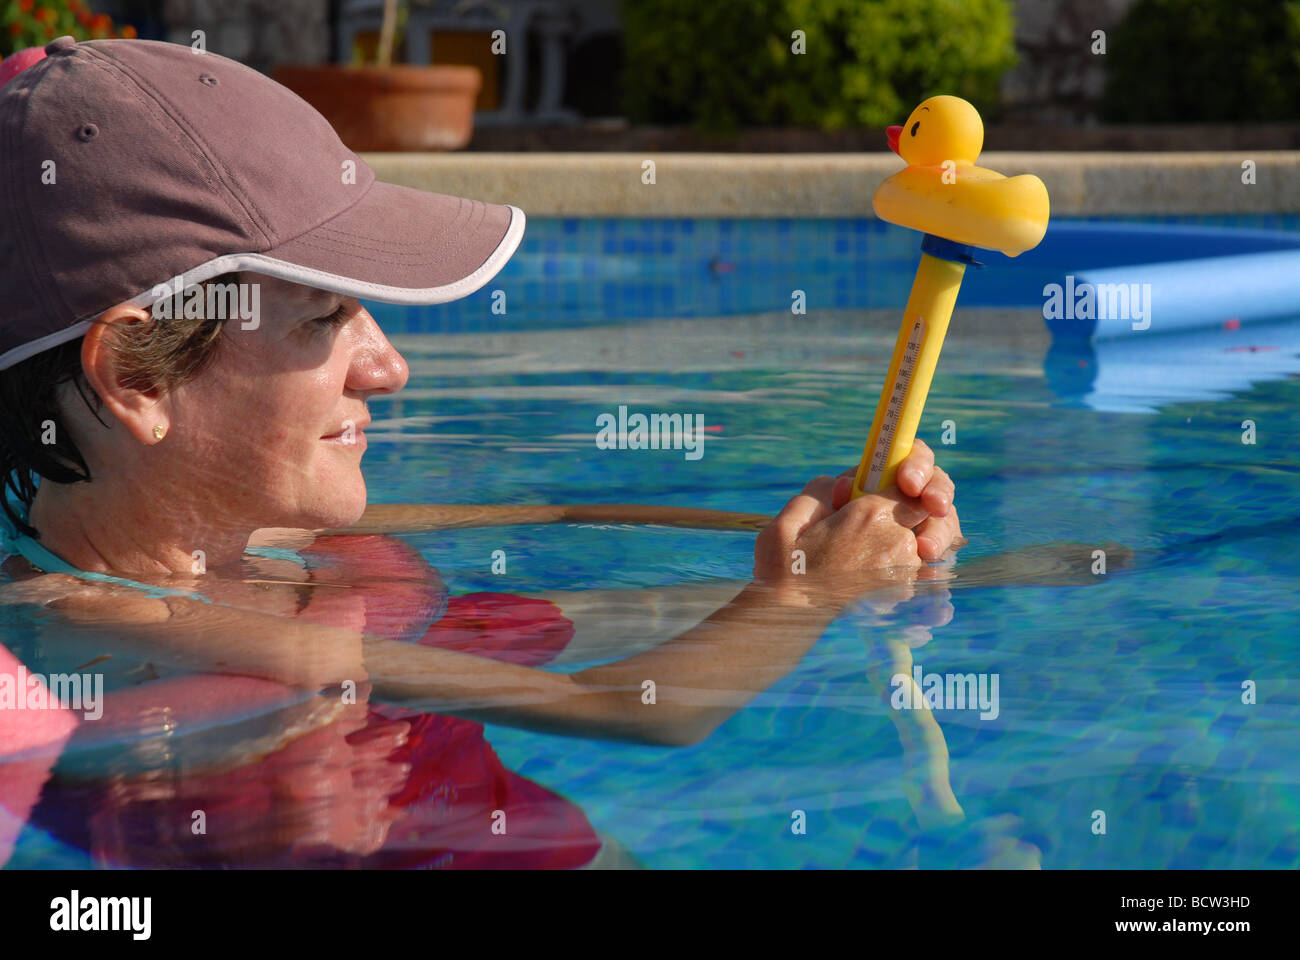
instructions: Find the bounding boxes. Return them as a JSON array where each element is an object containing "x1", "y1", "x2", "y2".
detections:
[
  {"x1": 24, "y1": 573, "x2": 838, "y2": 748},
  {"x1": 308, "y1": 504, "x2": 778, "y2": 664},
  {"x1": 372, "y1": 577, "x2": 843, "y2": 746},
  {"x1": 306, "y1": 503, "x2": 786, "y2": 665},
  {"x1": 529, "y1": 580, "x2": 752, "y2": 665},
  {"x1": 315, "y1": 502, "x2": 773, "y2": 535}
]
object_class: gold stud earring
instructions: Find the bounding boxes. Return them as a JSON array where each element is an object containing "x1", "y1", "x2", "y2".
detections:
[{"x1": 153, "y1": 425, "x2": 166, "y2": 440}]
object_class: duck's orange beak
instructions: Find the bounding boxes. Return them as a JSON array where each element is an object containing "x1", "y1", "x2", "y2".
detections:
[{"x1": 886, "y1": 125, "x2": 903, "y2": 155}]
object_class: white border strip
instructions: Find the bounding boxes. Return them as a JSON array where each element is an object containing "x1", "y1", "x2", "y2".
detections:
[{"x1": 0, "y1": 205, "x2": 526, "y2": 372}]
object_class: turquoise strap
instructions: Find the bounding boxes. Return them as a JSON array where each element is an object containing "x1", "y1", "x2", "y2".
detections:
[
  {"x1": 2, "y1": 487, "x2": 214, "y2": 603},
  {"x1": 244, "y1": 544, "x2": 309, "y2": 564}
]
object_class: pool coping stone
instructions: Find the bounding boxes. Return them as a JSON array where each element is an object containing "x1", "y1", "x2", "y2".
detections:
[{"x1": 364, "y1": 152, "x2": 1300, "y2": 218}]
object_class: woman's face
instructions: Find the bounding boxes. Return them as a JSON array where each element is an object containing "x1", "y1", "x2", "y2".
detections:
[{"x1": 165, "y1": 273, "x2": 408, "y2": 531}]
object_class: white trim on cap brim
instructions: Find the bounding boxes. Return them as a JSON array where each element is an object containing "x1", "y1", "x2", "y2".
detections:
[{"x1": 0, "y1": 204, "x2": 525, "y2": 372}]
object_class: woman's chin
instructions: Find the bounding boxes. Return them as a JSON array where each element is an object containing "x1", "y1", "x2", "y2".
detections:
[
  {"x1": 301, "y1": 479, "x2": 368, "y2": 529},
  {"x1": 333, "y1": 494, "x2": 369, "y2": 529}
]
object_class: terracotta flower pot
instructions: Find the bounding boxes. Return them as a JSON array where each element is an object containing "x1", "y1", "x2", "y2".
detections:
[{"x1": 273, "y1": 64, "x2": 481, "y2": 152}]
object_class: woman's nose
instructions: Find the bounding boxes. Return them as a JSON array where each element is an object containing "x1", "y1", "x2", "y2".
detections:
[{"x1": 349, "y1": 313, "x2": 409, "y2": 395}]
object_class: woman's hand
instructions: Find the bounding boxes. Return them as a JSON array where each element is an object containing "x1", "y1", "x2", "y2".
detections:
[
  {"x1": 753, "y1": 440, "x2": 964, "y2": 603},
  {"x1": 878, "y1": 439, "x2": 962, "y2": 562}
]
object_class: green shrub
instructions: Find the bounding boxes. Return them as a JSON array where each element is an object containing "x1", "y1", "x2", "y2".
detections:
[
  {"x1": 620, "y1": 0, "x2": 1018, "y2": 132},
  {"x1": 1101, "y1": 0, "x2": 1300, "y2": 122}
]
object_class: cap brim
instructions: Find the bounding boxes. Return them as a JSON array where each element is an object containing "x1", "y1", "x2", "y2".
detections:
[
  {"x1": 133, "y1": 181, "x2": 525, "y2": 308},
  {"x1": 251, "y1": 181, "x2": 525, "y2": 304},
  {"x1": 0, "y1": 184, "x2": 523, "y2": 373}
]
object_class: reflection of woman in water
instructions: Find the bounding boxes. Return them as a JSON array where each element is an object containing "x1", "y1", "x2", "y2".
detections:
[
  {"x1": 17, "y1": 537, "x2": 616, "y2": 868},
  {"x1": 0, "y1": 39, "x2": 965, "y2": 868}
]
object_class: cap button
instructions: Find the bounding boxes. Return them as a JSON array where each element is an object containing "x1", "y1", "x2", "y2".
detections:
[{"x1": 45, "y1": 36, "x2": 77, "y2": 55}]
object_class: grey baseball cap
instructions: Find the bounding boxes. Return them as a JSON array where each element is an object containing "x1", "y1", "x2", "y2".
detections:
[{"x1": 0, "y1": 36, "x2": 525, "y2": 372}]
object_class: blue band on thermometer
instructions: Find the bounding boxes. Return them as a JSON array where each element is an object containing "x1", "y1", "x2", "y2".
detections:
[{"x1": 920, "y1": 234, "x2": 986, "y2": 269}]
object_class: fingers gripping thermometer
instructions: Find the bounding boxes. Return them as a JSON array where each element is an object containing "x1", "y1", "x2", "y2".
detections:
[{"x1": 851, "y1": 95, "x2": 1051, "y2": 498}]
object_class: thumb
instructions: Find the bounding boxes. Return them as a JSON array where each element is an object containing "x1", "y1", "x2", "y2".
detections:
[{"x1": 832, "y1": 475, "x2": 855, "y2": 511}]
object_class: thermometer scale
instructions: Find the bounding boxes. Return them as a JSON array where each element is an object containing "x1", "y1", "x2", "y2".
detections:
[{"x1": 860, "y1": 316, "x2": 926, "y2": 493}]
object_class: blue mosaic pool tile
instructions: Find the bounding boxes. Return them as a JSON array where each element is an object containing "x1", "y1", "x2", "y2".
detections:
[{"x1": 367, "y1": 213, "x2": 1300, "y2": 338}]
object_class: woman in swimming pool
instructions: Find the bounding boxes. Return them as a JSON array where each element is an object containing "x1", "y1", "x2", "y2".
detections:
[
  {"x1": 0, "y1": 38, "x2": 965, "y2": 867},
  {"x1": 0, "y1": 35, "x2": 962, "y2": 742}
]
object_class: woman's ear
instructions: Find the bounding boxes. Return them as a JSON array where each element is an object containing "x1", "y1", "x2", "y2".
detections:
[{"x1": 79, "y1": 304, "x2": 170, "y2": 446}]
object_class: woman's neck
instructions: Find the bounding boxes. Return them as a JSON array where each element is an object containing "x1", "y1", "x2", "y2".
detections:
[{"x1": 28, "y1": 478, "x2": 253, "y2": 579}]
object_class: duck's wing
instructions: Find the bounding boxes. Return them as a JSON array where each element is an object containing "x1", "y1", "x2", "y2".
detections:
[{"x1": 873, "y1": 167, "x2": 1049, "y2": 256}]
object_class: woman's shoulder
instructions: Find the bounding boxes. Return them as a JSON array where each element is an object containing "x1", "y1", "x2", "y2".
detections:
[
  {"x1": 0, "y1": 565, "x2": 172, "y2": 623},
  {"x1": 0, "y1": 530, "x2": 446, "y2": 637}
]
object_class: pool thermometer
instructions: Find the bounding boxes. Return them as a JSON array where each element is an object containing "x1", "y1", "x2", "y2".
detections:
[{"x1": 851, "y1": 95, "x2": 1051, "y2": 499}]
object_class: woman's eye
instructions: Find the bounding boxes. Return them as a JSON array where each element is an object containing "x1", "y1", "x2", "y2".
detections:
[
  {"x1": 312, "y1": 304, "x2": 349, "y2": 327},
  {"x1": 910, "y1": 121, "x2": 920, "y2": 137}
]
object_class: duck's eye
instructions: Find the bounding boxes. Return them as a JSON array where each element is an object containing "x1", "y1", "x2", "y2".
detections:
[{"x1": 910, "y1": 121, "x2": 920, "y2": 137}]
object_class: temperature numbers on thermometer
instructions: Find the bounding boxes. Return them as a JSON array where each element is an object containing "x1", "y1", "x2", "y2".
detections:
[{"x1": 864, "y1": 316, "x2": 926, "y2": 492}]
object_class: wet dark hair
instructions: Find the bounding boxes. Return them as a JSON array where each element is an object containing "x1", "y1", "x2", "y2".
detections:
[{"x1": 0, "y1": 273, "x2": 240, "y2": 539}]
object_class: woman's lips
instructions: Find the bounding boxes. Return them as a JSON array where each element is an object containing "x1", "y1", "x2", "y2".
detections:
[
  {"x1": 321, "y1": 430, "x2": 367, "y2": 450},
  {"x1": 321, "y1": 418, "x2": 370, "y2": 445}
]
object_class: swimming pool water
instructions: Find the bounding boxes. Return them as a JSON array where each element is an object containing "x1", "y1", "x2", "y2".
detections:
[
  {"x1": 355, "y1": 303, "x2": 1299, "y2": 869},
  {"x1": 4, "y1": 217, "x2": 1298, "y2": 869}
]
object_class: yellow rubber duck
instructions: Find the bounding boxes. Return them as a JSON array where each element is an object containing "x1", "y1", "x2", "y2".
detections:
[{"x1": 874, "y1": 95, "x2": 1049, "y2": 257}]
